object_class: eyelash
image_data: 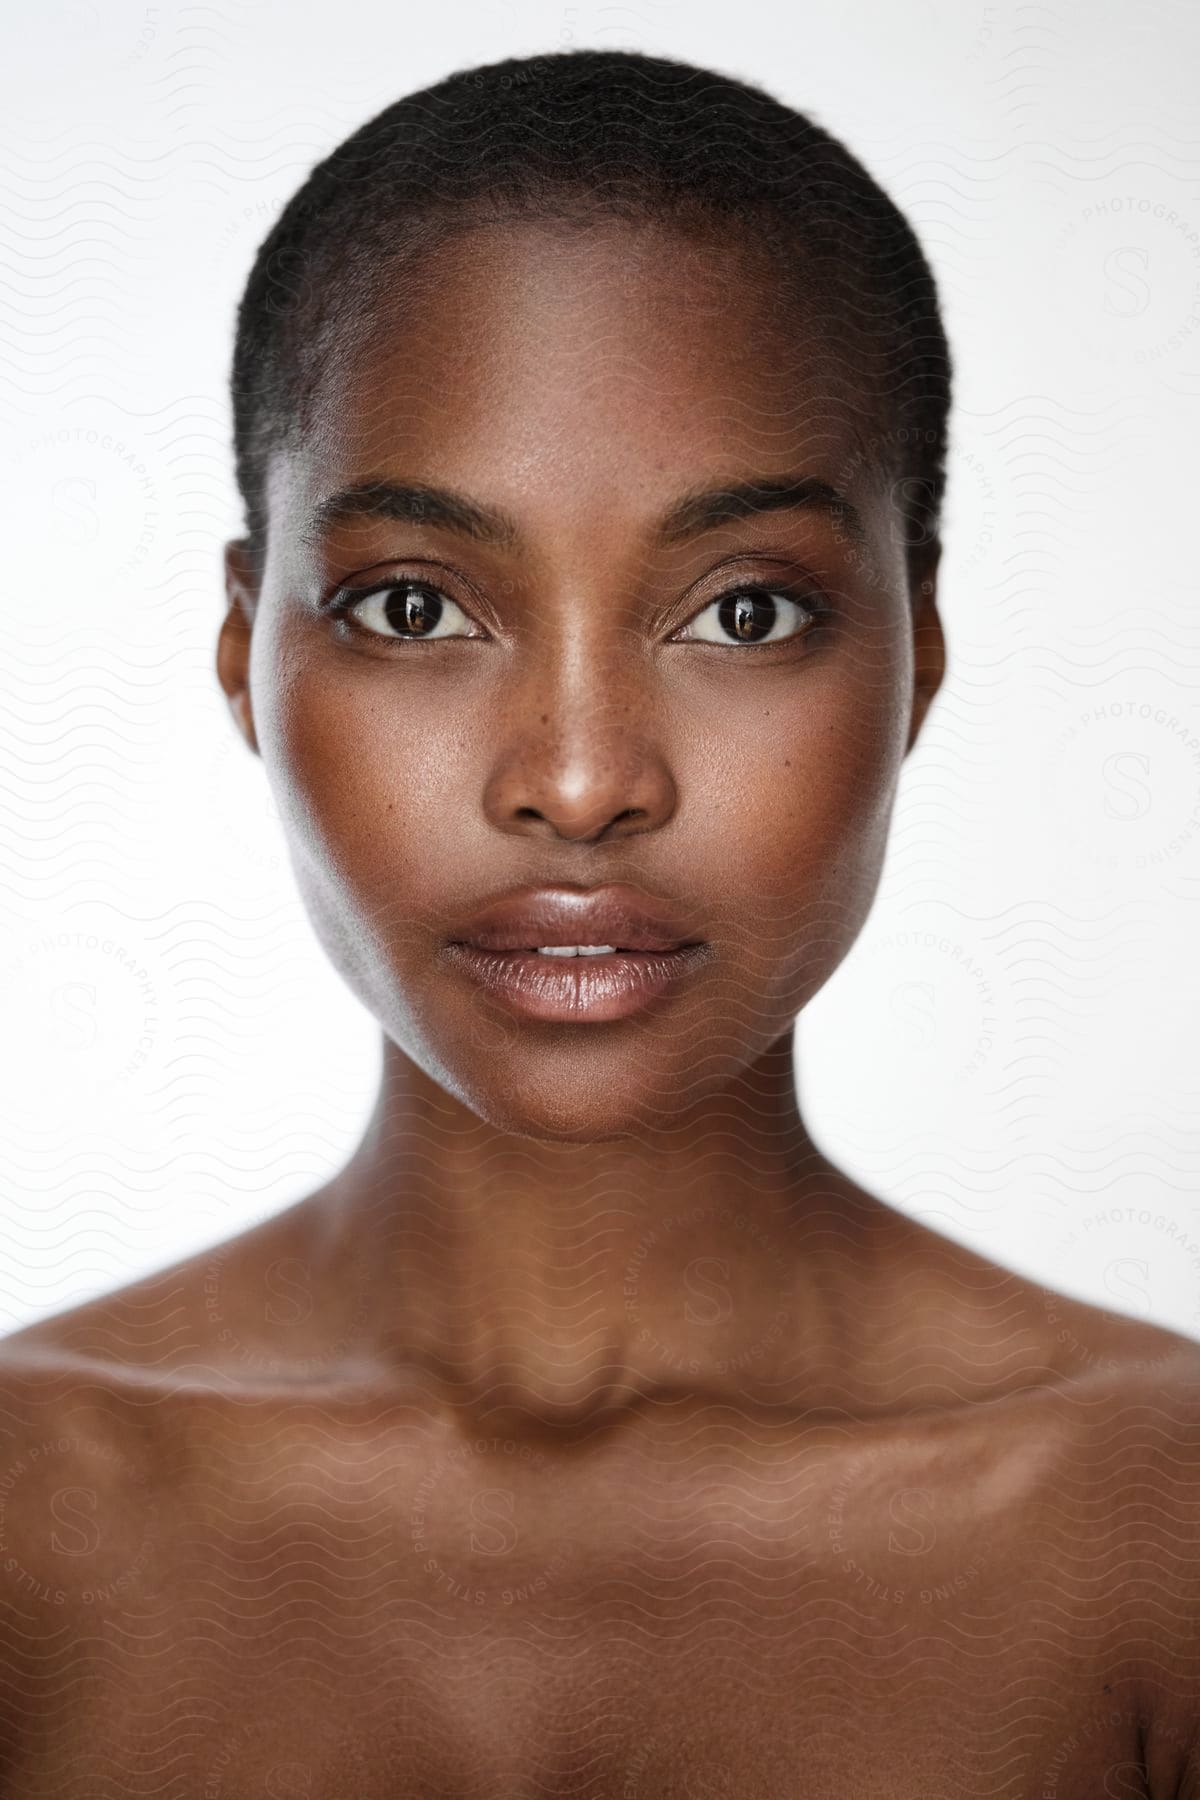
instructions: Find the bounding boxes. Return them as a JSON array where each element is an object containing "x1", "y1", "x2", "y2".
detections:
[{"x1": 326, "y1": 576, "x2": 829, "y2": 650}]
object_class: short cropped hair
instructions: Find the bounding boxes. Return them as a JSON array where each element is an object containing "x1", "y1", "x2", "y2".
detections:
[{"x1": 230, "y1": 47, "x2": 952, "y2": 580}]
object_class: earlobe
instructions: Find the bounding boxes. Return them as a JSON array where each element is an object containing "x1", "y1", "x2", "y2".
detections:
[
  {"x1": 905, "y1": 544, "x2": 946, "y2": 756},
  {"x1": 218, "y1": 539, "x2": 260, "y2": 756}
]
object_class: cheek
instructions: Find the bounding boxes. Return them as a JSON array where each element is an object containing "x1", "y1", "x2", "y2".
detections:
[
  {"x1": 251, "y1": 636, "x2": 474, "y2": 1033},
  {"x1": 257, "y1": 649, "x2": 460, "y2": 896},
  {"x1": 684, "y1": 646, "x2": 909, "y2": 930}
]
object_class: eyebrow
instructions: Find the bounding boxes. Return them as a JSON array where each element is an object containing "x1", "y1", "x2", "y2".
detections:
[{"x1": 305, "y1": 473, "x2": 869, "y2": 555}]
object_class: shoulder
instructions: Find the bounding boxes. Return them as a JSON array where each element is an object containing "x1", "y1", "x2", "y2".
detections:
[
  {"x1": 1129, "y1": 1348, "x2": 1200, "y2": 1796},
  {"x1": 986, "y1": 1270, "x2": 1200, "y2": 1518},
  {"x1": 0, "y1": 1308, "x2": 341, "y2": 1634},
  {"x1": 1056, "y1": 1332, "x2": 1200, "y2": 1488},
  {"x1": 868, "y1": 1206, "x2": 1200, "y2": 1409},
  {"x1": 0, "y1": 1229, "x2": 304, "y2": 1595},
  {"x1": 1113, "y1": 1342, "x2": 1200, "y2": 1599},
  {"x1": 0, "y1": 1336, "x2": 176, "y2": 1628},
  {"x1": 0, "y1": 1194, "x2": 331, "y2": 1383},
  {"x1": 1058, "y1": 1344, "x2": 1200, "y2": 1796}
]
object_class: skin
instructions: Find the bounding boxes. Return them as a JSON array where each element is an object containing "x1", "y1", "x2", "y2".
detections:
[{"x1": 1, "y1": 216, "x2": 1199, "y2": 1798}]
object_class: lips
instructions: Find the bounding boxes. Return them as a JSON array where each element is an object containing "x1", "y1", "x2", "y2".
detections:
[
  {"x1": 447, "y1": 884, "x2": 704, "y2": 955},
  {"x1": 442, "y1": 884, "x2": 711, "y2": 1022}
]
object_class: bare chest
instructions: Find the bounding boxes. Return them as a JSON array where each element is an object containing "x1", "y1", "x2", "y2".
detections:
[{"x1": 0, "y1": 1401, "x2": 1160, "y2": 1798}]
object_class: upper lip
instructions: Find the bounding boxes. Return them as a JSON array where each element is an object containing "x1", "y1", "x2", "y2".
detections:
[{"x1": 448, "y1": 884, "x2": 705, "y2": 953}]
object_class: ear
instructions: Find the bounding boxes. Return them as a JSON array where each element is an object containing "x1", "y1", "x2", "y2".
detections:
[
  {"x1": 905, "y1": 538, "x2": 946, "y2": 756},
  {"x1": 218, "y1": 539, "x2": 260, "y2": 756}
]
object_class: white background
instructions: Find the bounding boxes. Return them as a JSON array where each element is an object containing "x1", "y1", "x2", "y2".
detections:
[{"x1": 2, "y1": 0, "x2": 1198, "y2": 1341}]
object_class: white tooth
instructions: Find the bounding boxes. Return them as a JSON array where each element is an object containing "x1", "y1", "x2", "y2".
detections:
[{"x1": 534, "y1": 944, "x2": 618, "y2": 957}]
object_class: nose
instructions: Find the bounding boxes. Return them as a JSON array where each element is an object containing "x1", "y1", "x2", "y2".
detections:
[{"x1": 481, "y1": 663, "x2": 678, "y2": 845}]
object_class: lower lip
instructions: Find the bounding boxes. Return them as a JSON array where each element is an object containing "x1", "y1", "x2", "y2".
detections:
[{"x1": 442, "y1": 943, "x2": 711, "y2": 1022}]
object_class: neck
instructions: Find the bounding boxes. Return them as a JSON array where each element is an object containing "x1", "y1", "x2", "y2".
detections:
[{"x1": 313, "y1": 1031, "x2": 888, "y2": 1431}]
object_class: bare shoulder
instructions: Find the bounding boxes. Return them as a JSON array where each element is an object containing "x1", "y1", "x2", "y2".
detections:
[
  {"x1": 1006, "y1": 1336, "x2": 1200, "y2": 1796},
  {"x1": 864, "y1": 1201, "x2": 1200, "y2": 1409},
  {"x1": 0, "y1": 1266, "x2": 377, "y2": 1656},
  {"x1": 0, "y1": 1207, "x2": 330, "y2": 1623},
  {"x1": 0, "y1": 1330, "x2": 177, "y2": 1635},
  {"x1": 0, "y1": 1191, "x2": 352, "y2": 1385},
  {"x1": 1095, "y1": 1344, "x2": 1200, "y2": 1796},
  {"x1": 0, "y1": 1200, "x2": 402, "y2": 1626}
]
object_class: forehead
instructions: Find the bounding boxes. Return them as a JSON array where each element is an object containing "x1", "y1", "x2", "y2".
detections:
[{"x1": 287, "y1": 216, "x2": 889, "y2": 548}]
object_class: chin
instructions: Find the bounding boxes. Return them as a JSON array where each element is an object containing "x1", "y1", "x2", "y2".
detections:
[
  {"x1": 435, "y1": 1057, "x2": 708, "y2": 1144},
  {"x1": 416, "y1": 1009, "x2": 787, "y2": 1146}
]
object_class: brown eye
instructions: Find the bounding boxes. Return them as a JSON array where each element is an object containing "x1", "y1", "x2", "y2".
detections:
[
  {"x1": 336, "y1": 579, "x2": 481, "y2": 641},
  {"x1": 677, "y1": 585, "x2": 820, "y2": 648}
]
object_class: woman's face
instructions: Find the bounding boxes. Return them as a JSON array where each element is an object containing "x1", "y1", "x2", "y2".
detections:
[{"x1": 221, "y1": 216, "x2": 944, "y2": 1140}]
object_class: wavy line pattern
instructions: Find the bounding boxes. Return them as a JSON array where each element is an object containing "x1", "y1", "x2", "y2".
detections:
[{"x1": 2, "y1": 4, "x2": 1200, "y2": 1797}]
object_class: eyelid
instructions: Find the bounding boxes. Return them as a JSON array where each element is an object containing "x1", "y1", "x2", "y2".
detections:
[
  {"x1": 671, "y1": 576, "x2": 827, "y2": 646},
  {"x1": 325, "y1": 564, "x2": 829, "y2": 644},
  {"x1": 327, "y1": 572, "x2": 488, "y2": 640}
]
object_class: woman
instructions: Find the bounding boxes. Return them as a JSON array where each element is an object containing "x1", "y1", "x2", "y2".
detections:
[{"x1": 1, "y1": 47, "x2": 1197, "y2": 1799}]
